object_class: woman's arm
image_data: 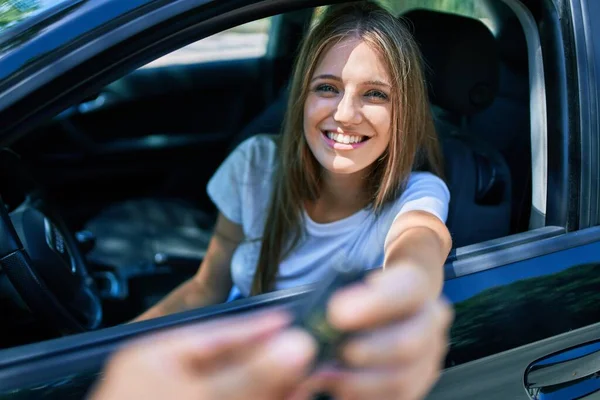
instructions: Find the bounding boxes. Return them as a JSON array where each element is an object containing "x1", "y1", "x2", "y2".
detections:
[
  {"x1": 304, "y1": 210, "x2": 453, "y2": 399},
  {"x1": 134, "y1": 213, "x2": 244, "y2": 322},
  {"x1": 383, "y1": 210, "x2": 452, "y2": 298}
]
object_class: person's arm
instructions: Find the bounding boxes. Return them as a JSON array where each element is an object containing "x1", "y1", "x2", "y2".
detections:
[
  {"x1": 302, "y1": 210, "x2": 453, "y2": 400},
  {"x1": 134, "y1": 213, "x2": 244, "y2": 322},
  {"x1": 382, "y1": 209, "x2": 452, "y2": 297},
  {"x1": 91, "y1": 311, "x2": 317, "y2": 400}
]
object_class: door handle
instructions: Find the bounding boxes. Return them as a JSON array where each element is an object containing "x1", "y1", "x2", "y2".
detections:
[
  {"x1": 78, "y1": 93, "x2": 107, "y2": 113},
  {"x1": 525, "y1": 340, "x2": 600, "y2": 399}
]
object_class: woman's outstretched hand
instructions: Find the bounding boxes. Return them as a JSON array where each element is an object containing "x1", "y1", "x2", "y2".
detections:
[{"x1": 293, "y1": 265, "x2": 453, "y2": 400}]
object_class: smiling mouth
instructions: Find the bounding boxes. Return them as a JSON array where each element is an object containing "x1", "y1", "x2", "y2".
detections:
[{"x1": 321, "y1": 130, "x2": 370, "y2": 144}]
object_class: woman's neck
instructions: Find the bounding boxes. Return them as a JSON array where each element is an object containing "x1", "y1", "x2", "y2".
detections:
[{"x1": 305, "y1": 169, "x2": 371, "y2": 223}]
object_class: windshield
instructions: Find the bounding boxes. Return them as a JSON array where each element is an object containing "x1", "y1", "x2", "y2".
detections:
[{"x1": 0, "y1": 0, "x2": 71, "y2": 33}]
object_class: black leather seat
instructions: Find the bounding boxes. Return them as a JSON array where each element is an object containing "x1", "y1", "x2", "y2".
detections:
[
  {"x1": 405, "y1": 9, "x2": 513, "y2": 247},
  {"x1": 84, "y1": 9, "x2": 512, "y2": 270}
]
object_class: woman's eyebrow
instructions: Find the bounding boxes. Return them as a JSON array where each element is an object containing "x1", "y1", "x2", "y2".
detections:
[
  {"x1": 310, "y1": 74, "x2": 391, "y2": 87},
  {"x1": 311, "y1": 74, "x2": 341, "y2": 82},
  {"x1": 364, "y1": 80, "x2": 391, "y2": 88}
]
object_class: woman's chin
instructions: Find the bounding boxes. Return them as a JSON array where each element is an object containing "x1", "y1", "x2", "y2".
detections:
[
  {"x1": 321, "y1": 159, "x2": 365, "y2": 176},
  {"x1": 309, "y1": 146, "x2": 369, "y2": 176}
]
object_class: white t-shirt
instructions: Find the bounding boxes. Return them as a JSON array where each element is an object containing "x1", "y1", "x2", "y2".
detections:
[{"x1": 207, "y1": 134, "x2": 450, "y2": 298}]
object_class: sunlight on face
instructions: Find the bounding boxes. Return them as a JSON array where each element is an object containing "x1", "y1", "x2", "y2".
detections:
[{"x1": 303, "y1": 38, "x2": 393, "y2": 176}]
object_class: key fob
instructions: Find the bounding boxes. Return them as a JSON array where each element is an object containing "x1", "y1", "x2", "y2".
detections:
[{"x1": 293, "y1": 263, "x2": 366, "y2": 368}]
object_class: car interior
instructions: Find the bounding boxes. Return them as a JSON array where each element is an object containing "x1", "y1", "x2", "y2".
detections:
[{"x1": 0, "y1": 0, "x2": 537, "y2": 348}]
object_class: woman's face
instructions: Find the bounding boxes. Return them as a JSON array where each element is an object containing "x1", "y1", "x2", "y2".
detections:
[{"x1": 303, "y1": 38, "x2": 393, "y2": 176}]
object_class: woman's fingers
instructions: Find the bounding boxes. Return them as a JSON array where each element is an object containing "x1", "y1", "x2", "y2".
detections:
[
  {"x1": 307, "y1": 331, "x2": 448, "y2": 400},
  {"x1": 296, "y1": 297, "x2": 453, "y2": 400},
  {"x1": 327, "y1": 266, "x2": 430, "y2": 331},
  {"x1": 340, "y1": 316, "x2": 432, "y2": 368},
  {"x1": 339, "y1": 299, "x2": 451, "y2": 368},
  {"x1": 312, "y1": 357, "x2": 442, "y2": 400}
]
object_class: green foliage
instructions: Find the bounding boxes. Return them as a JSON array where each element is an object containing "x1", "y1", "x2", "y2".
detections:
[
  {"x1": 448, "y1": 264, "x2": 600, "y2": 364},
  {"x1": 0, "y1": 0, "x2": 39, "y2": 31}
]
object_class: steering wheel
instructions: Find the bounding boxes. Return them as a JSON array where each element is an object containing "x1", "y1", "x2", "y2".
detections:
[{"x1": 0, "y1": 149, "x2": 102, "y2": 334}]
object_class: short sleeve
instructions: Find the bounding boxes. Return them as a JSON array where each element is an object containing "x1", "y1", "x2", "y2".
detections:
[
  {"x1": 206, "y1": 140, "x2": 251, "y2": 224},
  {"x1": 381, "y1": 172, "x2": 450, "y2": 250},
  {"x1": 393, "y1": 172, "x2": 451, "y2": 223},
  {"x1": 206, "y1": 135, "x2": 278, "y2": 227}
]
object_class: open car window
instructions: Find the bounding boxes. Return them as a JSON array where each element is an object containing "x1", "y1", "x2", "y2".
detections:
[{"x1": 141, "y1": 18, "x2": 273, "y2": 69}]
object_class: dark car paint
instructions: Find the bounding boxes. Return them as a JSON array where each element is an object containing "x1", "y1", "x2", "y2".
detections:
[
  {"x1": 0, "y1": 0, "x2": 598, "y2": 399},
  {"x1": 0, "y1": 0, "x2": 158, "y2": 85}
]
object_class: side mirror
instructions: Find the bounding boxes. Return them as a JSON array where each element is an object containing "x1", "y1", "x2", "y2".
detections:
[{"x1": 524, "y1": 340, "x2": 600, "y2": 399}]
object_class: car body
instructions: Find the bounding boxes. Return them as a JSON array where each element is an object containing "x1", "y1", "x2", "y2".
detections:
[{"x1": 0, "y1": 0, "x2": 599, "y2": 398}]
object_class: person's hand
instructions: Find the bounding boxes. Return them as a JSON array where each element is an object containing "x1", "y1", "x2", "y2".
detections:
[
  {"x1": 89, "y1": 311, "x2": 316, "y2": 400},
  {"x1": 295, "y1": 265, "x2": 453, "y2": 400}
]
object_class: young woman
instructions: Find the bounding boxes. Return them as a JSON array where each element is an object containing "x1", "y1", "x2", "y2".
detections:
[{"x1": 135, "y1": 2, "x2": 453, "y2": 398}]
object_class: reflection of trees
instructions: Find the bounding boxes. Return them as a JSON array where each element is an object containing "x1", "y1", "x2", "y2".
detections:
[
  {"x1": 447, "y1": 264, "x2": 600, "y2": 365},
  {"x1": 0, "y1": 0, "x2": 40, "y2": 30}
]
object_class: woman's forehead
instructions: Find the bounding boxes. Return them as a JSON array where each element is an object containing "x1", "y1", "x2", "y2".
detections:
[{"x1": 311, "y1": 38, "x2": 391, "y2": 84}]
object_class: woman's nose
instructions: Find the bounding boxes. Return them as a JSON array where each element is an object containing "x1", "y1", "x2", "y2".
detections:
[{"x1": 333, "y1": 92, "x2": 362, "y2": 125}]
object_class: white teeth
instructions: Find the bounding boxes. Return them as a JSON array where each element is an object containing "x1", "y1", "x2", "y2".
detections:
[{"x1": 325, "y1": 131, "x2": 365, "y2": 144}]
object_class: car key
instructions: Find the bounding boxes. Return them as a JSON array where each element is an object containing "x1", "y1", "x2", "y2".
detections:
[{"x1": 292, "y1": 257, "x2": 366, "y2": 369}]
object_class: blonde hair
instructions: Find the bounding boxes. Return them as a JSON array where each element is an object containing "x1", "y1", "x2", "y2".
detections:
[{"x1": 251, "y1": 1, "x2": 443, "y2": 295}]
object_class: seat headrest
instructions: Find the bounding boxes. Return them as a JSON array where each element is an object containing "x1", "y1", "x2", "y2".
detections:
[{"x1": 402, "y1": 10, "x2": 500, "y2": 115}]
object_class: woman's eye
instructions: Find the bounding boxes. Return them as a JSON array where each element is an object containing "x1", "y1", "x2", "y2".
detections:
[
  {"x1": 315, "y1": 84, "x2": 338, "y2": 94},
  {"x1": 365, "y1": 90, "x2": 388, "y2": 100}
]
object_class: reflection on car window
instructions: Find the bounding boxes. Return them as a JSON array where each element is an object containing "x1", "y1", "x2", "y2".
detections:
[
  {"x1": 141, "y1": 18, "x2": 272, "y2": 69},
  {"x1": 0, "y1": 0, "x2": 71, "y2": 33}
]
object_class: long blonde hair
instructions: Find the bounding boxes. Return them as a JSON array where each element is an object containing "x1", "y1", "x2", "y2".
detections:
[{"x1": 251, "y1": 1, "x2": 443, "y2": 295}]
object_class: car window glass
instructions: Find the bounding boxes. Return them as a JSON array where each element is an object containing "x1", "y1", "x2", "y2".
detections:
[
  {"x1": 140, "y1": 18, "x2": 272, "y2": 69},
  {"x1": 0, "y1": 0, "x2": 72, "y2": 33}
]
